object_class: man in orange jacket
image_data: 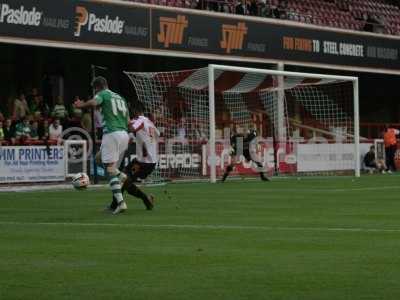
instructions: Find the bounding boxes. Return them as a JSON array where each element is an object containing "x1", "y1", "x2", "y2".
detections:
[{"x1": 383, "y1": 125, "x2": 399, "y2": 173}]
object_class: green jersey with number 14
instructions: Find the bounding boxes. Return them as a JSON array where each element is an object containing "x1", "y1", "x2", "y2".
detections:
[{"x1": 95, "y1": 89, "x2": 129, "y2": 134}]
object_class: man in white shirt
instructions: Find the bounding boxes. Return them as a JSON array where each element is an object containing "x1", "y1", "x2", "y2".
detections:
[{"x1": 108, "y1": 106, "x2": 159, "y2": 211}]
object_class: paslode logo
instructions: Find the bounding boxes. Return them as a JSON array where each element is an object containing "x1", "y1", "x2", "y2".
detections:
[
  {"x1": 220, "y1": 22, "x2": 247, "y2": 54},
  {"x1": 157, "y1": 15, "x2": 188, "y2": 48},
  {"x1": 74, "y1": 6, "x2": 88, "y2": 37},
  {"x1": 0, "y1": 4, "x2": 42, "y2": 26},
  {"x1": 74, "y1": 6, "x2": 125, "y2": 37}
]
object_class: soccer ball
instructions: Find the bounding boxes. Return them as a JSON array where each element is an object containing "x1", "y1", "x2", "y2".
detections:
[{"x1": 72, "y1": 172, "x2": 90, "y2": 190}]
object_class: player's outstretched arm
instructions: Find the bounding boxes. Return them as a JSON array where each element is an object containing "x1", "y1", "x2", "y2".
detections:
[{"x1": 73, "y1": 99, "x2": 98, "y2": 109}]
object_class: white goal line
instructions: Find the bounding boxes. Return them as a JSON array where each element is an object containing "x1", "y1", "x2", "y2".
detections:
[{"x1": 1, "y1": 221, "x2": 400, "y2": 233}]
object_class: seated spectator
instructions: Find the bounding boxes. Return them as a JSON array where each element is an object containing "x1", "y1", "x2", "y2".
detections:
[
  {"x1": 236, "y1": 0, "x2": 250, "y2": 15},
  {"x1": 0, "y1": 121, "x2": 4, "y2": 145},
  {"x1": 30, "y1": 95, "x2": 49, "y2": 120},
  {"x1": 39, "y1": 119, "x2": 50, "y2": 141},
  {"x1": 249, "y1": 0, "x2": 258, "y2": 16},
  {"x1": 81, "y1": 109, "x2": 92, "y2": 133},
  {"x1": 13, "y1": 93, "x2": 29, "y2": 121},
  {"x1": 259, "y1": 0, "x2": 271, "y2": 17},
  {"x1": 195, "y1": 0, "x2": 205, "y2": 10},
  {"x1": 364, "y1": 145, "x2": 386, "y2": 174},
  {"x1": 49, "y1": 118, "x2": 63, "y2": 143},
  {"x1": 52, "y1": 96, "x2": 68, "y2": 121},
  {"x1": 15, "y1": 116, "x2": 32, "y2": 144},
  {"x1": 27, "y1": 87, "x2": 39, "y2": 107},
  {"x1": 30, "y1": 121, "x2": 40, "y2": 141},
  {"x1": 3, "y1": 119, "x2": 15, "y2": 145}
]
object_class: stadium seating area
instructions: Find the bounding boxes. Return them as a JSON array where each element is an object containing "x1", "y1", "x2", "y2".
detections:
[{"x1": 129, "y1": 0, "x2": 400, "y2": 35}]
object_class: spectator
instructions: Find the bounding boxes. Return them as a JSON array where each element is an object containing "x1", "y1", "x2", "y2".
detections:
[
  {"x1": 383, "y1": 125, "x2": 399, "y2": 173},
  {"x1": 49, "y1": 118, "x2": 63, "y2": 142},
  {"x1": 207, "y1": 1, "x2": 219, "y2": 11},
  {"x1": 30, "y1": 121, "x2": 40, "y2": 141},
  {"x1": 15, "y1": 116, "x2": 32, "y2": 143},
  {"x1": 249, "y1": 0, "x2": 258, "y2": 15},
  {"x1": 3, "y1": 119, "x2": 15, "y2": 145},
  {"x1": 0, "y1": 121, "x2": 4, "y2": 145},
  {"x1": 259, "y1": 0, "x2": 271, "y2": 17},
  {"x1": 221, "y1": 1, "x2": 231, "y2": 13},
  {"x1": 27, "y1": 87, "x2": 39, "y2": 107},
  {"x1": 363, "y1": 145, "x2": 386, "y2": 174},
  {"x1": 13, "y1": 93, "x2": 29, "y2": 121},
  {"x1": 0, "y1": 110, "x2": 4, "y2": 122},
  {"x1": 69, "y1": 96, "x2": 83, "y2": 126},
  {"x1": 81, "y1": 109, "x2": 92, "y2": 133},
  {"x1": 236, "y1": 0, "x2": 250, "y2": 15},
  {"x1": 52, "y1": 96, "x2": 68, "y2": 120},
  {"x1": 39, "y1": 119, "x2": 50, "y2": 141},
  {"x1": 94, "y1": 107, "x2": 103, "y2": 140},
  {"x1": 30, "y1": 95, "x2": 49, "y2": 120},
  {"x1": 195, "y1": 0, "x2": 205, "y2": 10}
]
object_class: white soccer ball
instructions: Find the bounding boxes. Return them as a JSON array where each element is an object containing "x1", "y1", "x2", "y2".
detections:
[{"x1": 72, "y1": 172, "x2": 90, "y2": 190}]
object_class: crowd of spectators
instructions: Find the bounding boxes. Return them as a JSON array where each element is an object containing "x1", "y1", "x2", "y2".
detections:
[
  {"x1": 132, "y1": 0, "x2": 400, "y2": 35},
  {"x1": 0, "y1": 89, "x2": 94, "y2": 146}
]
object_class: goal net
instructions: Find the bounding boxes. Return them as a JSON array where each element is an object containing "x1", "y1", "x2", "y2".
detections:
[{"x1": 124, "y1": 64, "x2": 359, "y2": 183}]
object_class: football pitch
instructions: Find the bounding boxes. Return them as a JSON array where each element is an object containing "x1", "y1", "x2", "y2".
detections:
[{"x1": 1, "y1": 175, "x2": 400, "y2": 300}]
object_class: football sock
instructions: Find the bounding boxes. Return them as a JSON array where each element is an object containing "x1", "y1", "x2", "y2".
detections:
[
  {"x1": 222, "y1": 165, "x2": 233, "y2": 182},
  {"x1": 109, "y1": 175, "x2": 124, "y2": 204}
]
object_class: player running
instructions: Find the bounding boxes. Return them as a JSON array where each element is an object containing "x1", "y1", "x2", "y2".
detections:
[
  {"x1": 108, "y1": 105, "x2": 159, "y2": 211},
  {"x1": 74, "y1": 76, "x2": 130, "y2": 215},
  {"x1": 222, "y1": 126, "x2": 269, "y2": 182}
]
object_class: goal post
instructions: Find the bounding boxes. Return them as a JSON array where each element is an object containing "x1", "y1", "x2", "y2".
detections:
[
  {"x1": 124, "y1": 64, "x2": 360, "y2": 183},
  {"x1": 207, "y1": 64, "x2": 360, "y2": 182}
]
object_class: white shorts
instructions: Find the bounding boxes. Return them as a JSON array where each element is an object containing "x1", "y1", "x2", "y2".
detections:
[{"x1": 100, "y1": 131, "x2": 129, "y2": 166}]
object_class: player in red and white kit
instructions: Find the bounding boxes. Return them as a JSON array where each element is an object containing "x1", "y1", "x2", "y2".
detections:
[{"x1": 107, "y1": 106, "x2": 159, "y2": 211}]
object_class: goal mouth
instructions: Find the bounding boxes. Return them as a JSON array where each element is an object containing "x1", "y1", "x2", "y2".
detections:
[{"x1": 124, "y1": 64, "x2": 360, "y2": 183}]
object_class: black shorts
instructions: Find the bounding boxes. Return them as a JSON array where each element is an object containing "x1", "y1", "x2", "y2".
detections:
[
  {"x1": 231, "y1": 149, "x2": 251, "y2": 160},
  {"x1": 365, "y1": 162, "x2": 377, "y2": 169},
  {"x1": 125, "y1": 159, "x2": 156, "y2": 182}
]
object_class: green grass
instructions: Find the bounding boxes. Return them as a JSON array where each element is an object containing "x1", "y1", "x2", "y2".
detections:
[{"x1": 1, "y1": 175, "x2": 400, "y2": 300}]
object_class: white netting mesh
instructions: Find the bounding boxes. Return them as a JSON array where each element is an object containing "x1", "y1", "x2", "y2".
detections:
[{"x1": 125, "y1": 67, "x2": 355, "y2": 181}]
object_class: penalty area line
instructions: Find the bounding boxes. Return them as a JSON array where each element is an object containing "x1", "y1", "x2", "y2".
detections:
[{"x1": 1, "y1": 221, "x2": 400, "y2": 233}]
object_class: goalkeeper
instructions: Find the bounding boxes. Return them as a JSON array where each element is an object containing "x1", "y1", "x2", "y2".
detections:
[{"x1": 222, "y1": 127, "x2": 270, "y2": 182}]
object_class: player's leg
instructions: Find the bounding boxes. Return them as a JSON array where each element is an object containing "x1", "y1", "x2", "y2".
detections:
[
  {"x1": 222, "y1": 162, "x2": 235, "y2": 182},
  {"x1": 247, "y1": 150, "x2": 269, "y2": 181},
  {"x1": 100, "y1": 149, "x2": 127, "y2": 211},
  {"x1": 105, "y1": 161, "x2": 127, "y2": 214},
  {"x1": 124, "y1": 161, "x2": 155, "y2": 210},
  {"x1": 101, "y1": 132, "x2": 128, "y2": 214}
]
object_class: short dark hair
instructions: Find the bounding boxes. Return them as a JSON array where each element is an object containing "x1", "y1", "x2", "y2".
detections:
[
  {"x1": 91, "y1": 76, "x2": 108, "y2": 90},
  {"x1": 132, "y1": 102, "x2": 145, "y2": 115}
]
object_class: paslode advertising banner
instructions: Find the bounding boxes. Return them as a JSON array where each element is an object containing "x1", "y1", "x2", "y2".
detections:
[
  {"x1": 0, "y1": 0, "x2": 150, "y2": 48},
  {"x1": 0, "y1": 146, "x2": 65, "y2": 183}
]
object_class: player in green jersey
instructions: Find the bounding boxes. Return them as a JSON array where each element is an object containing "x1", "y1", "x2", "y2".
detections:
[{"x1": 74, "y1": 76, "x2": 130, "y2": 215}]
